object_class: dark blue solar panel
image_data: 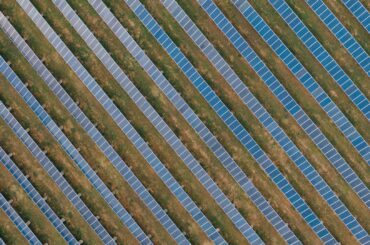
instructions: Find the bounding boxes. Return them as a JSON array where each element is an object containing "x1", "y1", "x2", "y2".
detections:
[
  {"x1": 341, "y1": 0, "x2": 370, "y2": 33},
  {"x1": 126, "y1": 0, "x2": 336, "y2": 243}
]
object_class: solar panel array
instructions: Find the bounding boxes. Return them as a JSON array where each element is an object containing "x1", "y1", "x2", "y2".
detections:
[
  {"x1": 0, "y1": 0, "x2": 368, "y2": 243},
  {"x1": 15, "y1": 0, "x2": 227, "y2": 243},
  {"x1": 0, "y1": 101, "x2": 115, "y2": 244},
  {"x1": 269, "y1": 0, "x2": 370, "y2": 165},
  {"x1": 0, "y1": 56, "x2": 151, "y2": 244},
  {"x1": 0, "y1": 11, "x2": 189, "y2": 245},
  {"x1": 60, "y1": 0, "x2": 272, "y2": 242},
  {"x1": 162, "y1": 0, "x2": 370, "y2": 243},
  {"x1": 0, "y1": 193, "x2": 41, "y2": 245},
  {"x1": 306, "y1": 0, "x2": 369, "y2": 76},
  {"x1": 160, "y1": 0, "x2": 304, "y2": 243},
  {"x1": 230, "y1": 0, "x2": 370, "y2": 207},
  {"x1": 56, "y1": 0, "x2": 254, "y2": 243},
  {"x1": 269, "y1": 0, "x2": 370, "y2": 122},
  {"x1": 87, "y1": 1, "x2": 299, "y2": 243},
  {"x1": 125, "y1": 1, "x2": 340, "y2": 244},
  {"x1": 341, "y1": 0, "x2": 370, "y2": 32},
  {"x1": 197, "y1": 0, "x2": 370, "y2": 213},
  {"x1": 0, "y1": 145, "x2": 78, "y2": 244}
]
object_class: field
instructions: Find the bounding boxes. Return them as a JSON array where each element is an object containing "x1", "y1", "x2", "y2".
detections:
[{"x1": 0, "y1": 0, "x2": 368, "y2": 244}]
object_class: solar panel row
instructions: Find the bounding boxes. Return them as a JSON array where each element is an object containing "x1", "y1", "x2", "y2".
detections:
[
  {"x1": 341, "y1": 0, "x2": 370, "y2": 32},
  {"x1": 230, "y1": 0, "x2": 370, "y2": 208},
  {"x1": 269, "y1": 0, "x2": 370, "y2": 122},
  {"x1": 77, "y1": 0, "x2": 270, "y2": 242},
  {"x1": 194, "y1": 0, "x2": 370, "y2": 217},
  {"x1": 306, "y1": 0, "x2": 369, "y2": 77},
  {"x1": 0, "y1": 101, "x2": 115, "y2": 244},
  {"x1": 198, "y1": 1, "x2": 370, "y2": 242},
  {"x1": 163, "y1": 0, "x2": 369, "y2": 243},
  {"x1": 59, "y1": 0, "x2": 252, "y2": 243},
  {"x1": 0, "y1": 146, "x2": 78, "y2": 244},
  {"x1": 90, "y1": 1, "x2": 296, "y2": 243},
  {"x1": 126, "y1": 0, "x2": 336, "y2": 244},
  {"x1": 0, "y1": 58, "x2": 151, "y2": 244},
  {"x1": 0, "y1": 193, "x2": 41, "y2": 245},
  {"x1": 208, "y1": 0, "x2": 370, "y2": 176},
  {"x1": 16, "y1": 1, "x2": 226, "y2": 243},
  {"x1": 159, "y1": 1, "x2": 301, "y2": 243},
  {"x1": 0, "y1": 11, "x2": 188, "y2": 245}
]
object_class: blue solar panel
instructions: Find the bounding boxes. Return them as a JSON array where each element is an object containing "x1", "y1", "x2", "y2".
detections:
[
  {"x1": 126, "y1": 0, "x2": 337, "y2": 243},
  {"x1": 0, "y1": 103, "x2": 114, "y2": 244},
  {"x1": 159, "y1": 1, "x2": 301, "y2": 243},
  {"x1": 0, "y1": 193, "x2": 41, "y2": 245},
  {"x1": 0, "y1": 146, "x2": 78, "y2": 244},
  {"x1": 80, "y1": 0, "x2": 272, "y2": 241},
  {"x1": 270, "y1": 0, "x2": 370, "y2": 155},
  {"x1": 0, "y1": 237, "x2": 4, "y2": 245},
  {"x1": 0, "y1": 14, "x2": 189, "y2": 245},
  {"x1": 15, "y1": 1, "x2": 226, "y2": 243},
  {"x1": 198, "y1": 1, "x2": 370, "y2": 242},
  {"x1": 306, "y1": 0, "x2": 369, "y2": 76},
  {"x1": 232, "y1": 0, "x2": 370, "y2": 205},
  {"x1": 162, "y1": 0, "x2": 370, "y2": 242},
  {"x1": 341, "y1": 0, "x2": 370, "y2": 33},
  {"x1": 0, "y1": 57, "x2": 151, "y2": 245}
]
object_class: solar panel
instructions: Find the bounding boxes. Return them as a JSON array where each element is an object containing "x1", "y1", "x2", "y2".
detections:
[
  {"x1": 197, "y1": 1, "x2": 370, "y2": 242},
  {"x1": 15, "y1": 0, "x2": 226, "y2": 243},
  {"x1": 0, "y1": 146, "x2": 78, "y2": 244},
  {"x1": 159, "y1": 0, "x2": 301, "y2": 243},
  {"x1": 199, "y1": 1, "x2": 370, "y2": 243},
  {"x1": 165, "y1": 0, "x2": 370, "y2": 241},
  {"x1": 126, "y1": 0, "x2": 336, "y2": 243},
  {"x1": 0, "y1": 12, "x2": 187, "y2": 245},
  {"x1": 90, "y1": 0, "x2": 299, "y2": 242},
  {"x1": 232, "y1": 0, "x2": 370, "y2": 201},
  {"x1": 341, "y1": 0, "x2": 370, "y2": 34},
  {"x1": 269, "y1": 0, "x2": 370, "y2": 123},
  {"x1": 306, "y1": 0, "x2": 369, "y2": 80},
  {"x1": 0, "y1": 57, "x2": 151, "y2": 245},
  {"x1": 0, "y1": 101, "x2": 115, "y2": 244},
  {"x1": 0, "y1": 193, "x2": 41, "y2": 245},
  {"x1": 62, "y1": 0, "x2": 270, "y2": 242}
]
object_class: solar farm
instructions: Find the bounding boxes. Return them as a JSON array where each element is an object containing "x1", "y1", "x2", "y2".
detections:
[{"x1": 0, "y1": 0, "x2": 368, "y2": 244}]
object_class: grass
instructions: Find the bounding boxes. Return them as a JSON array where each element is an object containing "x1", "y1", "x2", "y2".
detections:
[
  {"x1": 284, "y1": 0, "x2": 370, "y2": 100},
  {"x1": 142, "y1": 0, "x2": 367, "y2": 242},
  {"x1": 212, "y1": 0, "x2": 370, "y2": 227},
  {"x1": 1, "y1": 0, "x2": 224, "y2": 243},
  {"x1": 0, "y1": 205, "x2": 28, "y2": 245},
  {"x1": 1, "y1": 24, "x2": 143, "y2": 244},
  {"x1": 104, "y1": 0, "x2": 339, "y2": 243},
  {"x1": 215, "y1": 0, "x2": 370, "y2": 187},
  {"x1": 0, "y1": 66, "x2": 142, "y2": 244},
  {"x1": 64, "y1": 0, "x2": 287, "y2": 243},
  {"x1": 0, "y1": 162, "x2": 66, "y2": 244},
  {"x1": 0, "y1": 3, "x2": 179, "y2": 244},
  {"x1": 246, "y1": 0, "x2": 370, "y2": 144},
  {"x1": 0, "y1": 112, "x2": 102, "y2": 243},
  {"x1": 238, "y1": 0, "x2": 370, "y2": 186},
  {"x1": 323, "y1": 0, "x2": 370, "y2": 53},
  {"x1": 359, "y1": 0, "x2": 370, "y2": 10},
  {"x1": 29, "y1": 0, "x2": 253, "y2": 243}
]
